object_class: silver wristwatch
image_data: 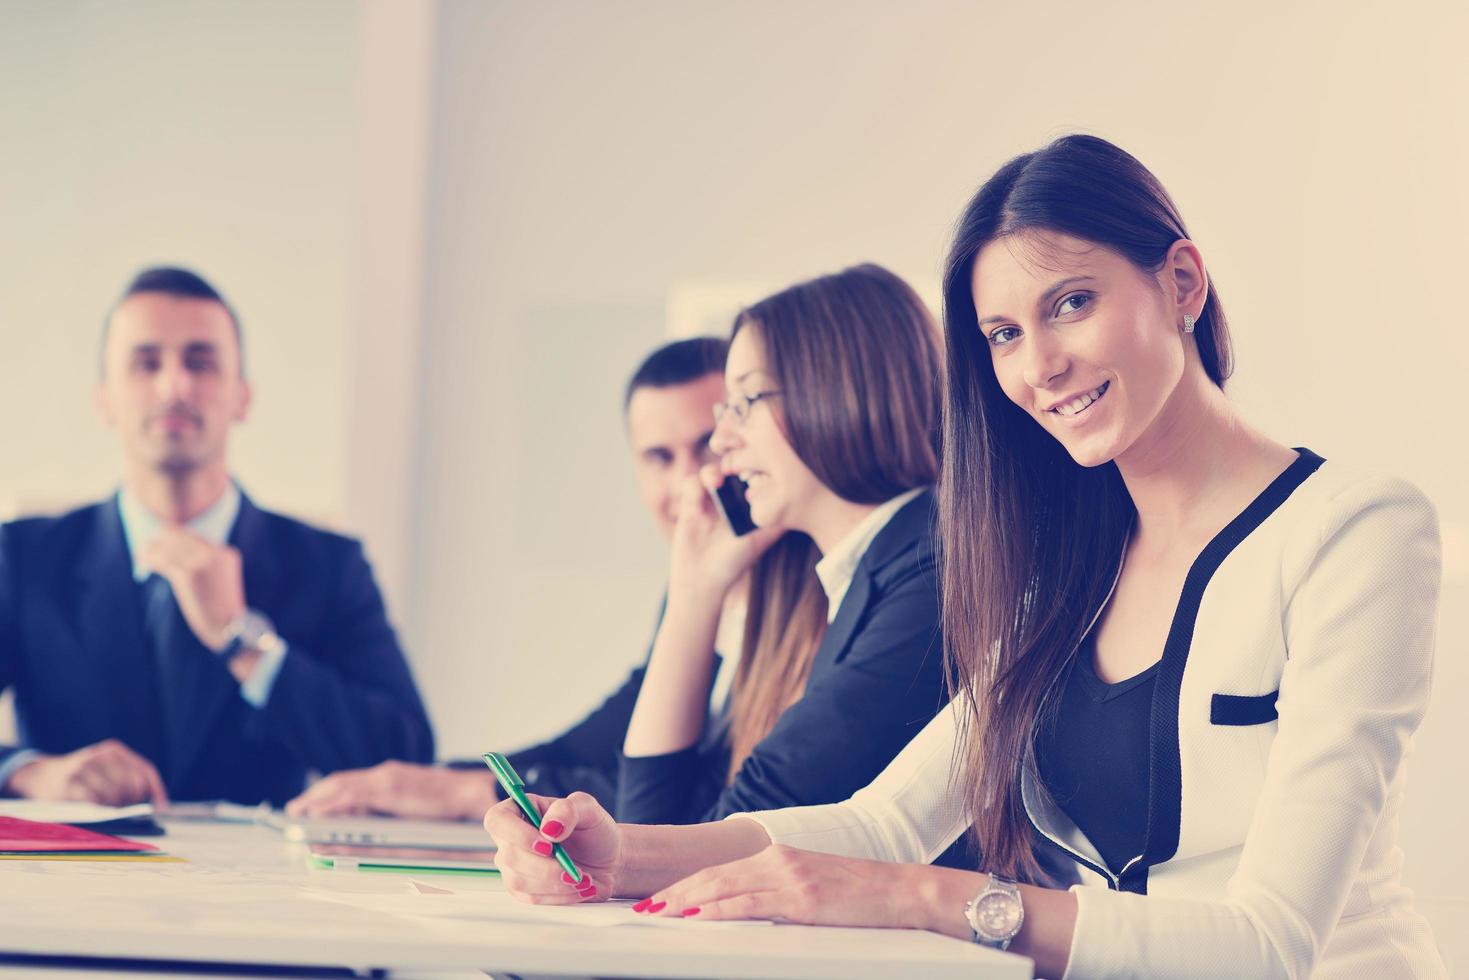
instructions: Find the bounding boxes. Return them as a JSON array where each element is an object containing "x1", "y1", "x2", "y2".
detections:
[
  {"x1": 223, "y1": 609, "x2": 284, "y2": 659},
  {"x1": 964, "y1": 873, "x2": 1024, "y2": 950}
]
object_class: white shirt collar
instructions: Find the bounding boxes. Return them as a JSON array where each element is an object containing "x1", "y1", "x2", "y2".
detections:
[
  {"x1": 117, "y1": 481, "x2": 242, "y2": 582},
  {"x1": 814, "y1": 486, "x2": 926, "y2": 624}
]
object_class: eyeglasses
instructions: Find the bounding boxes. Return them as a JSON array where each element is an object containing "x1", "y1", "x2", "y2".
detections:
[{"x1": 713, "y1": 390, "x2": 782, "y2": 425}]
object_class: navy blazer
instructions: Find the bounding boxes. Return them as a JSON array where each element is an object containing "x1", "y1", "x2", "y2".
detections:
[
  {"x1": 0, "y1": 493, "x2": 434, "y2": 805},
  {"x1": 616, "y1": 488, "x2": 947, "y2": 825}
]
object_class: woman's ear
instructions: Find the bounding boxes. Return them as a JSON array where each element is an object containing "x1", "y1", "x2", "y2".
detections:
[{"x1": 1162, "y1": 239, "x2": 1208, "y2": 321}]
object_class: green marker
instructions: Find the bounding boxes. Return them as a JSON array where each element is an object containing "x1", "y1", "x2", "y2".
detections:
[{"x1": 483, "y1": 752, "x2": 583, "y2": 885}]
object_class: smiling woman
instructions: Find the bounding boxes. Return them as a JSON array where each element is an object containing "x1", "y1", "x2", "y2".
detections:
[
  {"x1": 939, "y1": 137, "x2": 1243, "y2": 884},
  {"x1": 485, "y1": 137, "x2": 1445, "y2": 980},
  {"x1": 712, "y1": 267, "x2": 945, "y2": 778}
]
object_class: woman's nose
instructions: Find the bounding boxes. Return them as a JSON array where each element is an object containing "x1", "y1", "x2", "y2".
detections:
[
  {"x1": 1021, "y1": 332, "x2": 1069, "y2": 391},
  {"x1": 709, "y1": 411, "x2": 741, "y2": 455}
]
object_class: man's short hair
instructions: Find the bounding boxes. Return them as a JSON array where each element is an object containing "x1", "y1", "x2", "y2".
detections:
[
  {"x1": 102, "y1": 266, "x2": 244, "y2": 376},
  {"x1": 623, "y1": 336, "x2": 728, "y2": 411}
]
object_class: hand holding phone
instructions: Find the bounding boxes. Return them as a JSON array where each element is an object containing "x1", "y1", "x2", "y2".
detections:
[{"x1": 665, "y1": 468, "x2": 781, "y2": 606}]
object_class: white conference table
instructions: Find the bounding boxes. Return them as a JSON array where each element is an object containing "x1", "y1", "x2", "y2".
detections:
[{"x1": 0, "y1": 817, "x2": 1032, "y2": 979}]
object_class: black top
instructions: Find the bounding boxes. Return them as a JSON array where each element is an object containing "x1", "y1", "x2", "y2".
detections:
[
  {"x1": 1024, "y1": 449, "x2": 1327, "y2": 895},
  {"x1": 0, "y1": 495, "x2": 434, "y2": 805},
  {"x1": 615, "y1": 489, "x2": 948, "y2": 826},
  {"x1": 1035, "y1": 639, "x2": 1157, "y2": 877}
]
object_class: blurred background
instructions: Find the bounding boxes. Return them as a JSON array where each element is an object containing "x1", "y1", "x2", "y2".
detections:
[{"x1": 2, "y1": 0, "x2": 1466, "y2": 960}]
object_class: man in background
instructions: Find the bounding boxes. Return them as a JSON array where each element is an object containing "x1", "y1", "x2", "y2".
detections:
[
  {"x1": 286, "y1": 335, "x2": 733, "y2": 819},
  {"x1": 0, "y1": 267, "x2": 434, "y2": 805}
]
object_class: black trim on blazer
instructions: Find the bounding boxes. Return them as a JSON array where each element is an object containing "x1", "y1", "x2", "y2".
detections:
[
  {"x1": 1126, "y1": 448, "x2": 1325, "y2": 896},
  {"x1": 1210, "y1": 690, "x2": 1280, "y2": 726}
]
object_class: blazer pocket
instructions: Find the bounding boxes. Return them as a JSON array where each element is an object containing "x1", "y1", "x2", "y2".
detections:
[{"x1": 1210, "y1": 690, "x2": 1279, "y2": 726}]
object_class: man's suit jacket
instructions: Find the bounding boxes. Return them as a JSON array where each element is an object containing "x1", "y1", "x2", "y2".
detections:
[
  {"x1": 615, "y1": 488, "x2": 948, "y2": 826},
  {"x1": 0, "y1": 493, "x2": 434, "y2": 805}
]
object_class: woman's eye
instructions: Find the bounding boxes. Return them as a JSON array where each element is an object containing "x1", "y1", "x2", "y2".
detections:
[
  {"x1": 988, "y1": 326, "x2": 1020, "y2": 347},
  {"x1": 1056, "y1": 293, "x2": 1091, "y2": 316}
]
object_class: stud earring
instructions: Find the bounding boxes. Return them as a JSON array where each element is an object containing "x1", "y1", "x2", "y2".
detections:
[{"x1": 1182, "y1": 314, "x2": 1195, "y2": 334}]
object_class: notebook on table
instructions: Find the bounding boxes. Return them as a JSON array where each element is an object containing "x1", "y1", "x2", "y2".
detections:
[
  {"x1": 0, "y1": 800, "x2": 165, "y2": 836},
  {"x1": 0, "y1": 815, "x2": 175, "y2": 861}
]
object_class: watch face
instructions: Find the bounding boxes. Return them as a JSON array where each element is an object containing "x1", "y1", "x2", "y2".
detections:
[
  {"x1": 974, "y1": 892, "x2": 1022, "y2": 937},
  {"x1": 236, "y1": 611, "x2": 280, "y2": 651}
]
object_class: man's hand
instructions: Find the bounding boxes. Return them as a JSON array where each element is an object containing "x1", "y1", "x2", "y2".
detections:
[
  {"x1": 4, "y1": 740, "x2": 170, "y2": 806},
  {"x1": 286, "y1": 762, "x2": 498, "y2": 821},
  {"x1": 142, "y1": 527, "x2": 247, "y2": 652}
]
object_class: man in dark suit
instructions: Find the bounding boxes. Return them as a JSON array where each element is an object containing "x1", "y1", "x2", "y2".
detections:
[
  {"x1": 0, "y1": 267, "x2": 434, "y2": 806},
  {"x1": 284, "y1": 336, "x2": 731, "y2": 820}
]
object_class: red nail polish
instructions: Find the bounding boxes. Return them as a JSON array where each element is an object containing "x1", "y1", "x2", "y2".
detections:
[
  {"x1": 541, "y1": 819, "x2": 565, "y2": 837},
  {"x1": 647, "y1": 901, "x2": 667, "y2": 914},
  {"x1": 561, "y1": 871, "x2": 577, "y2": 884},
  {"x1": 631, "y1": 898, "x2": 652, "y2": 913},
  {"x1": 578, "y1": 885, "x2": 597, "y2": 898},
  {"x1": 532, "y1": 840, "x2": 553, "y2": 857},
  {"x1": 681, "y1": 907, "x2": 701, "y2": 917}
]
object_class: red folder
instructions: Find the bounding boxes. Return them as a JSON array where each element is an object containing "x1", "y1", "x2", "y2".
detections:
[{"x1": 0, "y1": 816, "x2": 160, "y2": 853}]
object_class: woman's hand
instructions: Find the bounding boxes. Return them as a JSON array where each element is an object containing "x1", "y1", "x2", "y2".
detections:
[
  {"x1": 636, "y1": 842, "x2": 1076, "y2": 976},
  {"x1": 631, "y1": 844, "x2": 938, "y2": 927},
  {"x1": 666, "y1": 466, "x2": 782, "y2": 607},
  {"x1": 484, "y1": 791, "x2": 623, "y2": 903},
  {"x1": 624, "y1": 465, "x2": 781, "y2": 759}
]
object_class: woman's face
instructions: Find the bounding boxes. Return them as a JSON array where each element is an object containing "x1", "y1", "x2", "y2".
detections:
[
  {"x1": 710, "y1": 326, "x2": 827, "y2": 532},
  {"x1": 971, "y1": 231, "x2": 1195, "y2": 468}
]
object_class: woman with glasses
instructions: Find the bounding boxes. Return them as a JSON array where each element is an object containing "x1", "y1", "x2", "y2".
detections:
[
  {"x1": 606, "y1": 263, "x2": 949, "y2": 846},
  {"x1": 485, "y1": 136, "x2": 1444, "y2": 978}
]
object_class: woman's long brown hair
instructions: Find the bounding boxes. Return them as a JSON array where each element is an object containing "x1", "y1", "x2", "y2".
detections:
[
  {"x1": 724, "y1": 263, "x2": 943, "y2": 778},
  {"x1": 939, "y1": 136, "x2": 1234, "y2": 880}
]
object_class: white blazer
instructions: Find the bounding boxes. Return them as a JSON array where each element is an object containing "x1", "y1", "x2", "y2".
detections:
[{"x1": 740, "y1": 453, "x2": 1446, "y2": 979}]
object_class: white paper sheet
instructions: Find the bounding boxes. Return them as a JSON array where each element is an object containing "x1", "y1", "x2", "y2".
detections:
[
  {"x1": 0, "y1": 800, "x2": 154, "y2": 825},
  {"x1": 304, "y1": 883, "x2": 772, "y2": 930}
]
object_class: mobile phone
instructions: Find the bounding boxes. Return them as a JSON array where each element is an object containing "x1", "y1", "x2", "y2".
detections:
[
  {"x1": 710, "y1": 475, "x2": 757, "y2": 536},
  {"x1": 482, "y1": 752, "x2": 583, "y2": 885}
]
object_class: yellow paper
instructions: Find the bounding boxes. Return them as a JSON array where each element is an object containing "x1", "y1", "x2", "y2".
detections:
[{"x1": 0, "y1": 853, "x2": 185, "y2": 862}]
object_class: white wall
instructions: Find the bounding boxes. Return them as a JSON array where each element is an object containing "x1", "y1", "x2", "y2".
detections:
[{"x1": 0, "y1": 0, "x2": 361, "y2": 524}]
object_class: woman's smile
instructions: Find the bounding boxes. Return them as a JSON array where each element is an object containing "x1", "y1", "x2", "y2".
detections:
[{"x1": 1044, "y1": 380, "x2": 1110, "y2": 426}]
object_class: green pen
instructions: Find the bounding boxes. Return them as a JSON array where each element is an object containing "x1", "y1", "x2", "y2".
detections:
[{"x1": 482, "y1": 752, "x2": 583, "y2": 885}]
